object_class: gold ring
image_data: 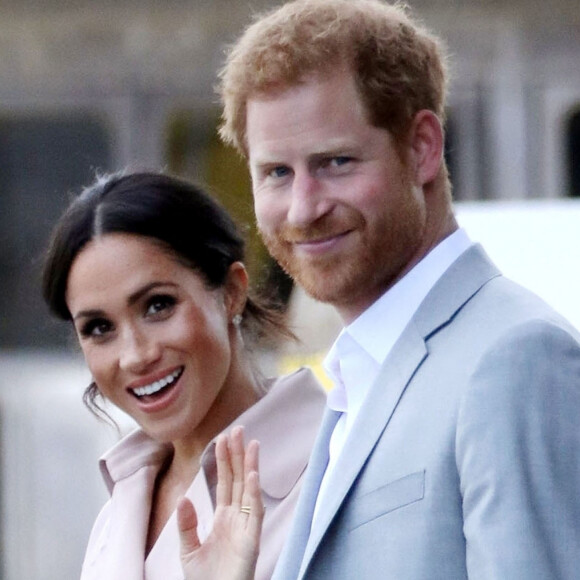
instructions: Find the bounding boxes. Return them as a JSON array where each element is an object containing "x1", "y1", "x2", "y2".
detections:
[{"x1": 240, "y1": 505, "x2": 251, "y2": 514}]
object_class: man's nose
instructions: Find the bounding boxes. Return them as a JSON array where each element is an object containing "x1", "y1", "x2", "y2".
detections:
[{"x1": 287, "y1": 171, "x2": 332, "y2": 227}]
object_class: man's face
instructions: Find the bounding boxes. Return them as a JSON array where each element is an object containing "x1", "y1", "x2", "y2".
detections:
[{"x1": 246, "y1": 68, "x2": 428, "y2": 322}]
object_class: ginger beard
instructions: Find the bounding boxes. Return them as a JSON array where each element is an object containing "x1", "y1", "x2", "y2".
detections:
[{"x1": 258, "y1": 174, "x2": 427, "y2": 311}]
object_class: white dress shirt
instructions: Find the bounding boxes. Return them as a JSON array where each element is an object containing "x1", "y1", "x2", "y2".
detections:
[{"x1": 314, "y1": 229, "x2": 473, "y2": 519}]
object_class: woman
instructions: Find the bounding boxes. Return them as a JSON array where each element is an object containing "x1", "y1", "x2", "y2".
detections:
[{"x1": 42, "y1": 172, "x2": 325, "y2": 580}]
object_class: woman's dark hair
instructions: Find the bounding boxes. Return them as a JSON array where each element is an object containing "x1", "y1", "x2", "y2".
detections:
[{"x1": 42, "y1": 171, "x2": 292, "y2": 419}]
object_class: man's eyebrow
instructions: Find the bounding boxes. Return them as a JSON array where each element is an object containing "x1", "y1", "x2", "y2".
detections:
[{"x1": 252, "y1": 144, "x2": 357, "y2": 166}]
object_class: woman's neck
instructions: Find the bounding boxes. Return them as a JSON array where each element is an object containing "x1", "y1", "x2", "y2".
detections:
[{"x1": 145, "y1": 359, "x2": 262, "y2": 556}]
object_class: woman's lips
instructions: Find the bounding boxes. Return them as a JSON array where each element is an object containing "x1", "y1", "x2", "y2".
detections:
[
  {"x1": 129, "y1": 366, "x2": 184, "y2": 398},
  {"x1": 129, "y1": 366, "x2": 185, "y2": 414}
]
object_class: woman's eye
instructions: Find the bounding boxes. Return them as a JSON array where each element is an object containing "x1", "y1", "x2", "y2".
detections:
[
  {"x1": 80, "y1": 318, "x2": 112, "y2": 339},
  {"x1": 145, "y1": 295, "x2": 177, "y2": 318}
]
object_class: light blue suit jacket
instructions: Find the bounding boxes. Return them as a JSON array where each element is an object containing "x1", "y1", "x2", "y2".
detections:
[{"x1": 273, "y1": 244, "x2": 580, "y2": 579}]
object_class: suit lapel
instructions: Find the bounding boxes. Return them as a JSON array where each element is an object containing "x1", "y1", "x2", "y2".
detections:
[
  {"x1": 297, "y1": 244, "x2": 501, "y2": 577},
  {"x1": 272, "y1": 408, "x2": 341, "y2": 580},
  {"x1": 300, "y1": 325, "x2": 428, "y2": 575},
  {"x1": 413, "y1": 244, "x2": 501, "y2": 337}
]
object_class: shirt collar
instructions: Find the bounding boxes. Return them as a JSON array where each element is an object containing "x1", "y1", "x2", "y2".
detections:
[
  {"x1": 323, "y1": 228, "x2": 472, "y2": 411},
  {"x1": 348, "y1": 228, "x2": 473, "y2": 365},
  {"x1": 324, "y1": 330, "x2": 377, "y2": 414}
]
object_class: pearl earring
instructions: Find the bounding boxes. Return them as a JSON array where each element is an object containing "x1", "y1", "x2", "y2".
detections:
[{"x1": 232, "y1": 314, "x2": 243, "y2": 327}]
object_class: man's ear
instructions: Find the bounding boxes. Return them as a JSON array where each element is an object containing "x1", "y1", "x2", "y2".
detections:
[
  {"x1": 408, "y1": 110, "x2": 444, "y2": 186},
  {"x1": 224, "y1": 261, "x2": 249, "y2": 318}
]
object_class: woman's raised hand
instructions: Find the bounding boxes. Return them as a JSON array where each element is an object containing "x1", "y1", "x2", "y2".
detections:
[{"x1": 177, "y1": 426, "x2": 264, "y2": 580}]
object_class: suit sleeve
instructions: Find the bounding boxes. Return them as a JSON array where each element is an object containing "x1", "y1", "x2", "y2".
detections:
[{"x1": 456, "y1": 319, "x2": 580, "y2": 579}]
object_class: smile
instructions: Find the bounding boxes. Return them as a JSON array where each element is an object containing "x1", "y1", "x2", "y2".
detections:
[
  {"x1": 131, "y1": 367, "x2": 183, "y2": 398},
  {"x1": 292, "y1": 230, "x2": 352, "y2": 252}
]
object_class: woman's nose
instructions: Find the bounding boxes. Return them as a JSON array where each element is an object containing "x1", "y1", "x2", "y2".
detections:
[{"x1": 118, "y1": 326, "x2": 161, "y2": 373}]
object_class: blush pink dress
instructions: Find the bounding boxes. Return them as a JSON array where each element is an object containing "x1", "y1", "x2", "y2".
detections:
[{"x1": 80, "y1": 367, "x2": 325, "y2": 580}]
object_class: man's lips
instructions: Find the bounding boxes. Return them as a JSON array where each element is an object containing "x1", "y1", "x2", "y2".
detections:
[{"x1": 290, "y1": 230, "x2": 353, "y2": 252}]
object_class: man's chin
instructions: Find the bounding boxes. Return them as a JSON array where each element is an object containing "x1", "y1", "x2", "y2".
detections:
[
  {"x1": 290, "y1": 270, "x2": 351, "y2": 306},
  {"x1": 264, "y1": 244, "x2": 352, "y2": 303}
]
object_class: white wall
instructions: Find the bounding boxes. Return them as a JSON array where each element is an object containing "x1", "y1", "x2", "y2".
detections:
[
  {"x1": 456, "y1": 198, "x2": 580, "y2": 331},
  {"x1": 0, "y1": 352, "x2": 133, "y2": 579}
]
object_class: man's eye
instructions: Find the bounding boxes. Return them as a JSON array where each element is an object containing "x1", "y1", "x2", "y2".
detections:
[
  {"x1": 329, "y1": 156, "x2": 352, "y2": 167},
  {"x1": 268, "y1": 166, "x2": 291, "y2": 178},
  {"x1": 80, "y1": 318, "x2": 112, "y2": 338},
  {"x1": 146, "y1": 295, "x2": 176, "y2": 317}
]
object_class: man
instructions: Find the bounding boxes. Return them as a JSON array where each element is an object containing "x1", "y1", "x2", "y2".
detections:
[{"x1": 213, "y1": 0, "x2": 580, "y2": 578}]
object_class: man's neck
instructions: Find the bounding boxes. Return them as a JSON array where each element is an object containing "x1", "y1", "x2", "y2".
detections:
[{"x1": 335, "y1": 219, "x2": 460, "y2": 325}]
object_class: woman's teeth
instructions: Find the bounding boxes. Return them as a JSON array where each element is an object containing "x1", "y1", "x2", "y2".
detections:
[{"x1": 132, "y1": 368, "x2": 182, "y2": 397}]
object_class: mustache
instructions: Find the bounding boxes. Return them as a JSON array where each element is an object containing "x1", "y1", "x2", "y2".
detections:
[{"x1": 266, "y1": 215, "x2": 363, "y2": 243}]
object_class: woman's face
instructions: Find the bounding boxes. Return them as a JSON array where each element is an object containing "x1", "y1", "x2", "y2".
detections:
[{"x1": 65, "y1": 233, "x2": 250, "y2": 448}]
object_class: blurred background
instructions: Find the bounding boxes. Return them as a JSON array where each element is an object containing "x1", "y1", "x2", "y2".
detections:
[{"x1": 0, "y1": 0, "x2": 579, "y2": 577}]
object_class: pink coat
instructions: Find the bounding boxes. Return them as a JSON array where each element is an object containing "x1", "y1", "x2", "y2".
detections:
[{"x1": 80, "y1": 367, "x2": 325, "y2": 580}]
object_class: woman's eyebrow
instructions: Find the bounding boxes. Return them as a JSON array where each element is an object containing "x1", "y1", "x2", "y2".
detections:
[{"x1": 127, "y1": 281, "x2": 178, "y2": 306}]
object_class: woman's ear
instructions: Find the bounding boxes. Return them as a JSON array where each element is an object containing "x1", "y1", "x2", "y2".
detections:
[
  {"x1": 407, "y1": 109, "x2": 444, "y2": 186},
  {"x1": 224, "y1": 261, "x2": 249, "y2": 319}
]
